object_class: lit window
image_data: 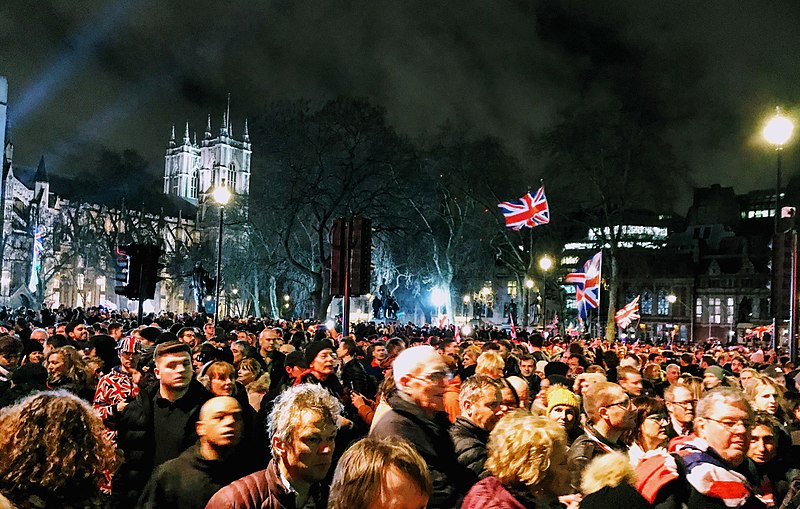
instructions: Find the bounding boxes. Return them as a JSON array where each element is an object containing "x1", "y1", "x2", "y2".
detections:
[{"x1": 507, "y1": 280, "x2": 518, "y2": 299}]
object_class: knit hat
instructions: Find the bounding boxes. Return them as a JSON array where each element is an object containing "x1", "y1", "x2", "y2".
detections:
[
  {"x1": 535, "y1": 360, "x2": 548, "y2": 374},
  {"x1": 704, "y1": 365, "x2": 726, "y2": 382},
  {"x1": 138, "y1": 326, "x2": 162, "y2": 344},
  {"x1": 304, "y1": 339, "x2": 334, "y2": 365},
  {"x1": 285, "y1": 350, "x2": 309, "y2": 369},
  {"x1": 116, "y1": 336, "x2": 142, "y2": 354},
  {"x1": 545, "y1": 361, "x2": 569, "y2": 378},
  {"x1": 547, "y1": 386, "x2": 580, "y2": 414}
]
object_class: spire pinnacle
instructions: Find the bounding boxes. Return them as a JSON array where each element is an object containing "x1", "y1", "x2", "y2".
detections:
[
  {"x1": 170, "y1": 124, "x2": 176, "y2": 141},
  {"x1": 183, "y1": 121, "x2": 190, "y2": 144},
  {"x1": 205, "y1": 114, "x2": 212, "y2": 140},
  {"x1": 243, "y1": 118, "x2": 250, "y2": 142}
]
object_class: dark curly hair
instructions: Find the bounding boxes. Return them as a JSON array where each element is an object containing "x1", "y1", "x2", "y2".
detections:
[{"x1": 0, "y1": 390, "x2": 117, "y2": 507}]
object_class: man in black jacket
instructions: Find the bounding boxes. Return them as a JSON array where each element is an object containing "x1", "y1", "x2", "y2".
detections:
[
  {"x1": 137, "y1": 396, "x2": 247, "y2": 509},
  {"x1": 113, "y1": 341, "x2": 211, "y2": 509},
  {"x1": 370, "y1": 345, "x2": 469, "y2": 509},
  {"x1": 337, "y1": 337, "x2": 375, "y2": 399},
  {"x1": 449, "y1": 375, "x2": 503, "y2": 488}
]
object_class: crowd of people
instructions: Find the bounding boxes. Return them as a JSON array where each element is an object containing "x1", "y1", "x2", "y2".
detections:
[{"x1": 0, "y1": 305, "x2": 799, "y2": 509}]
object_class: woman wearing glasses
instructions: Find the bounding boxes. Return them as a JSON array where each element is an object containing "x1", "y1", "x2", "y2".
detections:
[{"x1": 624, "y1": 396, "x2": 669, "y2": 467}]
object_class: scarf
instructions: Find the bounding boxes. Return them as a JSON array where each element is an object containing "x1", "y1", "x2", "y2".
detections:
[{"x1": 677, "y1": 437, "x2": 759, "y2": 508}]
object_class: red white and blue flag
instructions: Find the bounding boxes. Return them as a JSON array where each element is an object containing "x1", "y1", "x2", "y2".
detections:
[
  {"x1": 614, "y1": 296, "x2": 640, "y2": 329},
  {"x1": 565, "y1": 251, "x2": 602, "y2": 321},
  {"x1": 498, "y1": 186, "x2": 550, "y2": 230}
]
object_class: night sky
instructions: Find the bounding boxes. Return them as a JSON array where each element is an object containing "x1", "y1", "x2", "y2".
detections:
[{"x1": 2, "y1": 0, "x2": 800, "y2": 197}]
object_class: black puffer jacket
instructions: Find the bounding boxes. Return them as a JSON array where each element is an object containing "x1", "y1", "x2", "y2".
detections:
[
  {"x1": 370, "y1": 392, "x2": 469, "y2": 509},
  {"x1": 112, "y1": 380, "x2": 210, "y2": 509},
  {"x1": 449, "y1": 416, "x2": 490, "y2": 489}
]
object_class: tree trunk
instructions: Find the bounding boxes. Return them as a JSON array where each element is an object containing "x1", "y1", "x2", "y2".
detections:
[
  {"x1": 251, "y1": 274, "x2": 262, "y2": 318},
  {"x1": 268, "y1": 275, "x2": 279, "y2": 320}
]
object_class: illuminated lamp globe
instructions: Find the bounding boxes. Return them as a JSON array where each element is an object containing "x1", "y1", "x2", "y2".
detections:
[
  {"x1": 525, "y1": 279, "x2": 534, "y2": 289},
  {"x1": 667, "y1": 294, "x2": 677, "y2": 304},
  {"x1": 763, "y1": 108, "x2": 794, "y2": 147},
  {"x1": 212, "y1": 185, "x2": 232, "y2": 205},
  {"x1": 539, "y1": 255, "x2": 554, "y2": 272},
  {"x1": 463, "y1": 295, "x2": 471, "y2": 304}
]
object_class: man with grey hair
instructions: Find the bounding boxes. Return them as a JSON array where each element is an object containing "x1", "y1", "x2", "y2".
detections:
[
  {"x1": 449, "y1": 375, "x2": 503, "y2": 488},
  {"x1": 634, "y1": 387, "x2": 764, "y2": 509},
  {"x1": 370, "y1": 345, "x2": 468, "y2": 509},
  {"x1": 205, "y1": 383, "x2": 342, "y2": 509}
]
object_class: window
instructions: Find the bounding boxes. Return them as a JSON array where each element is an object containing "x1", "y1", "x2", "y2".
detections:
[
  {"x1": 710, "y1": 297, "x2": 722, "y2": 324},
  {"x1": 657, "y1": 290, "x2": 669, "y2": 316},
  {"x1": 726, "y1": 297, "x2": 734, "y2": 324},
  {"x1": 507, "y1": 280, "x2": 518, "y2": 299},
  {"x1": 641, "y1": 290, "x2": 653, "y2": 315}
]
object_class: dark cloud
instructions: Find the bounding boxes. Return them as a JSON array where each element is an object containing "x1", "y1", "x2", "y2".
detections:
[{"x1": 2, "y1": 0, "x2": 800, "y2": 197}]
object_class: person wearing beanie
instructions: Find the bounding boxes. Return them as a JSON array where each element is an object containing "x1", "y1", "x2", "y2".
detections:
[
  {"x1": 703, "y1": 365, "x2": 727, "y2": 390},
  {"x1": 547, "y1": 385, "x2": 582, "y2": 444},
  {"x1": 295, "y1": 339, "x2": 345, "y2": 403}
]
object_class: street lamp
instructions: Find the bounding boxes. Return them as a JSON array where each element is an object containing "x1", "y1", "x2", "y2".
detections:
[
  {"x1": 763, "y1": 107, "x2": 794, "y2": 233},
  {"x1": 524, "y1": 279, "x2": 534, "y2": 327},
  {"x1": 539, "y1": 255, "x2": 554, "y2": 330},
  {"x1": 763, "y1": 107, "x2": 795, "y2": 354},
  {"x1": 668, "y1": 293, "x2": 699, "y2": 344},
  {"x1": 212, "y1": 183, "x2": 232, "y2": 326},
  {"x1": 462, "y1": 294, "x2": 471, "y2": 320}
]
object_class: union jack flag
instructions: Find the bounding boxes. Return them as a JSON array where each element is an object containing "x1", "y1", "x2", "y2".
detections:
[
  {"x1": 614, "y1": 295, "x2": 640, "y2": 329},
  {"x1": 565, "y1": 251, "x2": 602, "y2": 321},
  {"x1": 497, "y1": 186, "x2": 550, "y2": 230}
]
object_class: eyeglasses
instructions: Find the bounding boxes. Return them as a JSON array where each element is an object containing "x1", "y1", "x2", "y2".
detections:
[
  {"x1": 669, "y1": 400, "x2": 695, "y2": 408},
  {"x1": 703, "y1": 417, "x2": 753, "y2": 432},
  {"x1": 605, "y1": 397, "x2": 631, "y2": 410},
  {"x1": 412, "y1": 370, "x2": 453, "y2": 383},
  {"x1": 646, "y1": 414, "x2": 669, "y2": 424}
]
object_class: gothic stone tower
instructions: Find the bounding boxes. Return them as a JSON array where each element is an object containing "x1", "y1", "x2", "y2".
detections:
[{"x1": 163, "y1": 108, "x2": 251, "y2": 204}]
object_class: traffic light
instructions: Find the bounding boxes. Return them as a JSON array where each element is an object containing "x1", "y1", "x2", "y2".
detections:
[
  {"x1": 139, "y1": 245, "x2": 165, "y2": 301},
  {"x1": 114, "y1": 245, "x2": 141, "y2": 298},
  {"x1": 113, "y1": 244, "x2": 164, "y2": 300},
  {"x1": 349, "y1": 216, "x2": 371, "y2": 296}
]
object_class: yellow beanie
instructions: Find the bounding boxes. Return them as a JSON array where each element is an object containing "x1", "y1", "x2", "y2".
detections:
[{"x1": 547, "y1": 385, "x2": 580, "y2": 414}]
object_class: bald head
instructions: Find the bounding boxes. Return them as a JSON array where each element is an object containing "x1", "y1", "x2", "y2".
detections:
[{"x1": 198, "y1": 396, "x2": 243, "y2": 451}]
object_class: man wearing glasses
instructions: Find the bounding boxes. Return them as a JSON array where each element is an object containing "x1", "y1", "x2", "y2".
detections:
[
  {"x1": 371, "y1": 345, "x2": 468, "y2": 509},
  {"x1": 664, "y1": 384, "x2": 695, "y2": 439},
  {"x1": 567, "y1": 381, "x2": 635, "y2": 491},
  {"x1": 636, "y1": 387, "x2": 764, "y2": 509}
]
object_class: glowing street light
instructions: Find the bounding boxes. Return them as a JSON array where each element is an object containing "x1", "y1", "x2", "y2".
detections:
[
  {"x1": 763, "y1": 108, "x2": 794, "y2": 147},
  {"x1": 762, "y1": 107, "x2": 795, "y2": 355},
  {"x1": 667, "y1": 294, "x2": 677, "y2": 304},
  {"x1": 212, "y1": 182, "x2": 232, "y2": 326},
  {"x1": 431, "y1": 287, "x2": 449, "y2": 308},
  {"x1": 525, "y1": 279, "x2": 534, "y2": 289},
  {"x1": 283, "y1": 294, "x2": 291, "y2": 302},
  {"x1": 539, "y1": 255, "x2": 554, "y2": 329}
]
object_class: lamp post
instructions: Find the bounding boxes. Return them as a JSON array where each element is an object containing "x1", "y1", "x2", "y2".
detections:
[
  {"x1": 667, "y1": 294, "x2": 694, "y2": 344},
  {"x1": 539, "y1": 255, "x2": 554, "y2": 330},
  {"x1": 763, "y1": 107, "x2": 795, "y2": 353},
  {"x1": 212, "y1": 183, "x2": 232, "y2": 326},
  {"x1": 524, "y1": 279, "x2": 534, "y2": 327},
  {"x1": 462, "y1": 294, "x2": 471, "y2": 321}
]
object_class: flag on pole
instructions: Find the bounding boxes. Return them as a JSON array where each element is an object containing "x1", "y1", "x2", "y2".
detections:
[
  {"x1": 614, "y1": 295, "x2": 641, "y2": 329},
  {"x1": 28, "y1": 225, "x2": 43, "y2": 293},
  {"x1": 565, "y1": 251, "x2": 602, "y2": 321},
  {"x1": 497, "y1": 186, "x2": 550, "y2": 230}
]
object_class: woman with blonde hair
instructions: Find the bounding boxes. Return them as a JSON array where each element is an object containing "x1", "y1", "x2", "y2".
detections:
[
  {"x1": 237, "y1": 357, "x2": 271, "y2": 411},
  {"x1": 45, "y1": 346, "x2": 95, "y2": 401},
  {"x1": 476, "y1": 350, "x2": 505, "y2": 379},
  {"x1": 744, "y1": 375, "x2": 785, "y2": 421},
  {"x1": 461, "y1": 410, "x2": 570, "y2": 509},
  {"x1": 0, "y1": 390, "x2": 117, "y2": 508}
]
